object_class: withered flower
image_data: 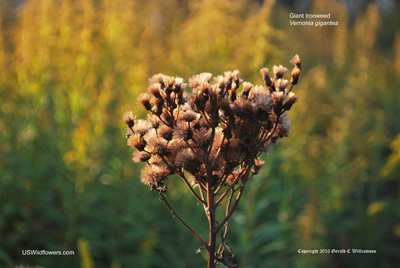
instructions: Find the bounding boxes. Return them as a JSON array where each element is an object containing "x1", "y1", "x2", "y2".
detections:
[
  {"x1": 149, "y1": 83, "x2": 163, "y2": 98},
  {"x1": 132, "y1": 151, "x2": 151, "y2": 163},
  {"x1": 252, "y1": 158, "x2": 265, "y2": 175},
  {"x1": 137, "y1": 93, "x2": 152, "y2": 111},
  {"x1": 290, "y1": 66, "x2": 301, "y2": 85},
  {"x1": 290, "y1": 55, "x2": 301, "y2": 86},
  {"x1": 133, "y1": 119, "x2": 152, "y2": 136},
  {"x1": 158, "y1": 125, "x2": 174, "y2": 141},
  {"x1": 127, "y1": 134, "x2": 146, "y2": 151},
  {"x1": 182, "y1": 109, "x2": 198, "y2": 122},
  {"x1": 291, "y1": 54, "x2": 301, "y2": 69},
  {"x1": 124, "y1": 111, "x2": 135, "y2": 128},
  {"x1": 260, "y1": 68, "x2": 273, "y2": 88},
  {"x1": 273, "y1": 65, "x2": 288, "y2": 79},
  {"x1": 283, "y1": 92, "x2": 298, "y2": 111},
  {"x1": 274, "y1": 79, "x2": 289, "y2": 92}
]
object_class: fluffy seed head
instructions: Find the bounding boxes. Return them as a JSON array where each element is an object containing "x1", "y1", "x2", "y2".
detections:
[
  {"x1": 124, "y1": 111, "x2": 135, "y2": 128},
  {"x1": 290, "y1": 54, "x2": 301, "y2": 69},
  {"x1": 133, "y1": 151, "x2": 151, "y2": 162},
  {"x1": 214, "y1": 75, "x2": 228, "y2": 88},
  {"x1": 158, "y1": 125, "x2": 174, "y2": 141},
  {"x1": 272, "y1": 91, "x2": 285, "y2": 104},
  {"x1": 242, "y1": 82, "x2": 253, "y2": 93},
  {"x1": 283, "y1": 92, "x2": 298, "y2": 110},
  {"x1": 182, "y1": 110, "x2": 198, "y2": 122},
  {"x1": 273, "y1": 65, "x2": 288, "y2": 79},
  {"x1": 127, "y1": 134, "x2": 146, "y2": 151},
  {"x1": 290, "y1": 66, "x2": 301, "y2": 85},
  {"x1": 275, "y1": 79, "x2": 289, "y2": 92},
  {"x1": 133, "y1": 119, "x2": 152, "y2": 136},
  {"x1": 260, "y1": 68, "x2": 272, "y2": 87},
  {"x1": 252, "y1": 158, "x2": 265, "y2": 174},
  {"x1": 138, "y1": 93, "x2": 152, "y2": 111},
  {"x1": 189, "y1": 73, "x2": 212, "y2": 88},
  {"x1": 150, "y1": 73, "x2": 164, "y2": 84}
]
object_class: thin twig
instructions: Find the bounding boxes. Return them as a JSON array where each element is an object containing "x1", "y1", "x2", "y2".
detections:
[
  {"x1": 256, "y1": 113, "x2": 281, "y2": 158},
  {"x1": 161, "y1": 156, "x2": 205, "y2": 204},
  {"x1": 158, "y1": 192, "x2": 208, "y2": 250},
  {"x1": 215, "y1": 165, "x2": 248, "y2": 206},
  {"x1": 217, "y1": 188, "x2": 235, "y2": 257},
  {"x1": 215, "y1": 165, "x2": 252, "y2": 233},
  {"x1": 179, "y1": 173, "x2": 206, "y2": 204}
]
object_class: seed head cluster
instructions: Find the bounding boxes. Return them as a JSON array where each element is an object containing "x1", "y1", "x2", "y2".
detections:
[{"x1": 125, "y1": 55, "x2": 301, "y2": 192}]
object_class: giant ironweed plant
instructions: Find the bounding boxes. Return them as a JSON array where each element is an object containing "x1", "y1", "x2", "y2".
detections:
[{"x1": 124, "y1": 55, "x2": 301, "y2": 268}]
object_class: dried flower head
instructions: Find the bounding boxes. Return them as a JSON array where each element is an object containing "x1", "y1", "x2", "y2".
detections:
[
  {"x1": 291, "y1": 54, "x2": 301, "y2": 69},
  {"x1": 252, "y1": 158, "x2": 265, "y2": 175},
  {"x1": 260, "y1": 68, "x2": 273, "y2": 88},
  {"x1": 140, "y1": 165, "x2": 170, "y2": 189},
  {"x1": 182, "y1": 109, "x2": 198, "y2": 122},
  {"x1": 290, "y1": 55, "x2": 301, "y2": 86},
  {"x1": 138, "y1": 93, "x2": 152, "y2": 111},
  {"x1": 189, "y1": 72, "x2": 212, "y2": 88},
  {"x1": 227, "y1": 170, "x2": 239, "y2": 183},
  {"x1": 125, "y1": 129, "x2": 134, "y2": 139},
  {"x1": 214, "y1": 75, "x2": 228, "y2": 89},
  {"x1": 150, "y1": 73, "x2": 164, "y2": 84},
  {"x1": 133, "y1": 151, "x2": 151, "y2": 162},
  {"x1": 133, "y1": 119, "x2": 152, "y2": 136},
  {"x1": 127, "y1": 134, "x2": 146, "y2": 151},
  {"x1": 283, "y1": 92, "x2": 299, "y2": 111},
  {"x1": 272, "y1": 91, "x2": 285, "y2": 104},
  {"x1": 273, "y1": 65, "x2": 288, "y2": 79},
  {"x1": 290, "y1": 66, "x2": 301, "y2": 85},
  {"x1": 275, "y1": 79, "x2": 289, "y2": 92},
  {"x1": 147, "y1": 114, "x2": 161, "y2": 129},
  {"x1": 148, "y1": 138, "x2": 168, "y2": 156},
  {"x1": 124, "y1": 111, "x2": 135, "y2": 128},
  {"x1": 158, "y1": 125, "x2": 174, "y2": 141},
  {"x1": 242, "y1": 82, "x2": 253, "y2": 95},
  {"x1": 149, "y1": 83, "x2": 163, "y2": 98}
]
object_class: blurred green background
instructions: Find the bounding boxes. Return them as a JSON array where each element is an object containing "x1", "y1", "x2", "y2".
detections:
[{"x1": 1, "y1": 0, "x2": 400, "y2": 267}]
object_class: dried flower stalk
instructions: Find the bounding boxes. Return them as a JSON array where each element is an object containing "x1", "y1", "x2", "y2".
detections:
[{"x1": 124, "y1": 55, "x2": 301, "y2": 268}]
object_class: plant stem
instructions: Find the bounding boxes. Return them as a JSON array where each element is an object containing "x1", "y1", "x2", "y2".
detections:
[
  {"x1": 205, "y1": 107, "x2": 219, "y2": 268},
  {"x1": 216, "y1": 165, "x2": 251, "y2": 233},
  {"x1": 206, "y1": 174, "x2": 216, "y2": 268}
]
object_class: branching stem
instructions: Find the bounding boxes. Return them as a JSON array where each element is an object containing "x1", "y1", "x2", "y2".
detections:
[{"x1": 158, "y1": 192, "x2": 208, "y2": 250}]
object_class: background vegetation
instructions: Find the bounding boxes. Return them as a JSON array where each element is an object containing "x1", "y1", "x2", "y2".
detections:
[{"x1": 1, "y1": 0, "x2": 400, "y2": 267}]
